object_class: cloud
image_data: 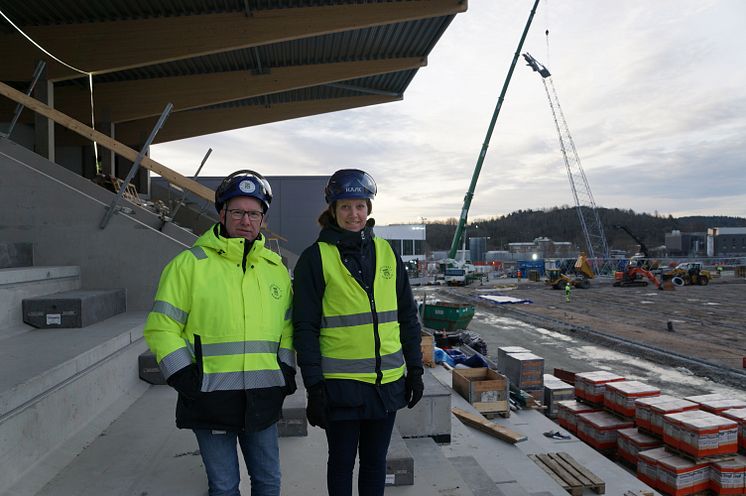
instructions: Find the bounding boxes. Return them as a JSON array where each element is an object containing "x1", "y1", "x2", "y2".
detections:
[{"x1": 152, "y1": 0, "x2": 746, "y2": 225}]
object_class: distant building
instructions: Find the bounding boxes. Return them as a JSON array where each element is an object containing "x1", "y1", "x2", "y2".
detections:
[
  {"x1": 706, "y1": 227, "x2": 746, "y2": 257},
  {"x1": 469, "y1": 237, "x2": 488, "y2": 263},
  {"x1": 373, "y1": 224, "x2": 427, "y2": 263},
  {"x1": 507, "y1": 237, "x2": 575, "y2": 259},
  {"x1": 665, "y1": 230, "x2": 706, "y2": 257}
]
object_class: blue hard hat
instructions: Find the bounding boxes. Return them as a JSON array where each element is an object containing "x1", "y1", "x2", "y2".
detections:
[
  {"x1": 324, "y1": 169, "x2": 377, "y2": 204},
  {"x1": 215, "y1": 170, "x2": 273, "y2": 213}
]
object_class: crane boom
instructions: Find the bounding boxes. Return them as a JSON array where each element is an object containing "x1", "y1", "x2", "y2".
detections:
[
  {"x1": 522, "y1": 53, "x2": 609, "y2": 269},
  {"x1": 446, "y1": 0, "x2": 540, "y2": 261}
]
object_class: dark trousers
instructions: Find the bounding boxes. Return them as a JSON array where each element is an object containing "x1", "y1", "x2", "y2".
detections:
[{"x1": 325, "y1": 412, "x2": 397, "y2": 496}]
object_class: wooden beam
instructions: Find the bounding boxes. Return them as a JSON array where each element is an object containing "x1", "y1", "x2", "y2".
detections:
[
  {"x1": 0, "y1": 81, "x2": 214, "y2": 202},
  {"x1": 55, "y1": 57, "x2": 425, "y2": 123},
  {"x1": 0, "y1": 0, "x2": 466, "y2": 81},
  {"x1": 451, "y1": 407, "x2": 527, "y2": 444},
  {"x1": 114, "y1": 94, "x2": 400, "y2": 145}
]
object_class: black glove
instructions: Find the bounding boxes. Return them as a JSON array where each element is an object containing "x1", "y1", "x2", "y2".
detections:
[
  {"x1": 167, "y1": 363, "x2": 201, "y2": 395},
  {"x1": 405, "y1": 368, "x2": 424, "y2": 409},
  {"x1": 280, "y1": 362, "x2": 297, "y2": 396},
  {"x1": 306, "y1": 382, "x2": 328, "y2": 429}
]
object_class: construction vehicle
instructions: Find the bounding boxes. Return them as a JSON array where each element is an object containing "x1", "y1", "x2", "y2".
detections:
[
  {"x1": 545, "y1": 254, "x2": 594, "y2": 289},
  {"x1": 667, "y1": 262, "x2": 710, "y2": 286},
  {"x1": 444, "y1": 0, "x2": 539, "y2": 273},
  {"x1": 613, "y1": 265, "x2": 663, "y2": 289},
  {"x1": 612, "y1": 225, "x2": 664, "y2": 289},
  {"x1": 523, "y1": 53, "x2": 609, "y2": 272}
]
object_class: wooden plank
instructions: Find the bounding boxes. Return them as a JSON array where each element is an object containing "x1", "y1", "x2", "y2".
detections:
[
  {"x1": 556, "y1": 452, "x2": 605, "y2": 487},
  {"x1": 536, "y1": 453, "x2": 584, "y2": 492},
  {"x1": 0, "y1": 81, "x2": 214, "y2": 202},
  {"x1": 451, "y1": 407, "x2": 526, "y2": 444},
  {"x1": 528, "y1": 454, "x2": 577, "y2": 495},
  {"x1": 555, "y1": 452, "x2": 605, "y2": 494},
  {"x1": 546, "y1": 453, "x2": 592, "y2": 487}
]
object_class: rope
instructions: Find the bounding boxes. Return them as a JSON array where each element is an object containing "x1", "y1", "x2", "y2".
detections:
[
  {"x1": 0, "y1": 8, "x2": 101, "y2": 171},
  {"x1": 543, "y1": 0, "x2": 551, "y2": 67}
]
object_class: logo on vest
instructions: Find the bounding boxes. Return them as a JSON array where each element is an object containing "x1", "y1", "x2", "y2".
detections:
[
  {"x1": 269, "y1": 283, "x2": 283, "y2": 299},
  {"x1": 239, "y1": 179, "x2": 256, "y2": 193},
  {"x1": 379, "y1": 265, "x2": 393, "y2": 279}
]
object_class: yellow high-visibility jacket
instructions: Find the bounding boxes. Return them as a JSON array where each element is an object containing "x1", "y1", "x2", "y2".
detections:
[
  {"x1": 317, "y1": 237, "x2": 405, "y2": 385},
  {"x1": 144, "y1": 224, "x2": 293, "y2": 431}
]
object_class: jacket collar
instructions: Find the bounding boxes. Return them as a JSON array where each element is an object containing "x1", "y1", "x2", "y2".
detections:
[{"x1": 194, "y1": 223, "x2": 268, "y2": 264}]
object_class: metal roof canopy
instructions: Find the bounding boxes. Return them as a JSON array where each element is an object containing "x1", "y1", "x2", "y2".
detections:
[{"x1": 0, "y1": 0, "x2": 466, "y2": 145}]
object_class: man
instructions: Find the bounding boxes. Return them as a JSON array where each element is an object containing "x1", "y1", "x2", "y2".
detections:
[
  {"x1": 144, "y1": 170, "x2": 295, "y2": 496},
  {"x1": 565, "y1": 282, "x2": 572, "y2": 303}
]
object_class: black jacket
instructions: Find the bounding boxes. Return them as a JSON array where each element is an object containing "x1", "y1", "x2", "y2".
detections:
[{"x1": 293, "y1": 220, "x2": 422, "y2": 420}]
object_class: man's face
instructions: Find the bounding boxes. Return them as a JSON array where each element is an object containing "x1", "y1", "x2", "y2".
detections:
[{"x1": 219, "y1": 196, "x2": 264, "y2": 241}]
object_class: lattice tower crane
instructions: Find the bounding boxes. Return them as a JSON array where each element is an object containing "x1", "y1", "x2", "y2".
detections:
[{"x1": 522, "y1": 52, "x2": 610, "y2": 269}]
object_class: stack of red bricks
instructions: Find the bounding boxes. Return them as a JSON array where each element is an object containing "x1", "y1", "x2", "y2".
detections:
[
  {"x1": 553, "y1": 370, "x2": 746, "y2": 495},
  {"x1": 636, "y1": 392, "x2": 746, "y2": 496}
]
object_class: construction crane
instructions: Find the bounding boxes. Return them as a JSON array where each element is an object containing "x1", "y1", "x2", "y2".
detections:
[
  {"x1": 445, "y1": 0, "x2": 541, "y2": 265},
  {"x1": 522, "y1": 53, "x2": 609, "y2": 271}
]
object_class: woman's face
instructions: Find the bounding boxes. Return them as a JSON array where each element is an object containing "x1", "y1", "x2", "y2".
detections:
[{"x1": 334, "y1": 199, "x2": 369, "y2": 232}]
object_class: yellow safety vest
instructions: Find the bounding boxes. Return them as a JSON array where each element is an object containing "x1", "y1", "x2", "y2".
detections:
[
  {"x1": 318, "y1": 237, "x2": 405, "y2": 384},
  {"x1": 144, "y1": 227, "x2": 294, "y2": 392}
]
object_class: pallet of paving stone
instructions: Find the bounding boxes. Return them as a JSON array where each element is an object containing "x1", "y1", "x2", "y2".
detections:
[
  {"x1": 528, "y1": 452, "x2": 605, "y2": 495},
  {"x1": 662, "y1": 445, "x2": 736, "y2": 464}
]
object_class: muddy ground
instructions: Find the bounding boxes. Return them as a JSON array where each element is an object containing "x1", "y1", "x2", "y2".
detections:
[{"x1": 451, "y1": 274, "x2": 746, "y2": 373}]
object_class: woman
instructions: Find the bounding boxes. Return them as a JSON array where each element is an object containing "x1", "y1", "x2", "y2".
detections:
[{"x1": 292, "y1": 169, "x2": 424, "y2": 496}]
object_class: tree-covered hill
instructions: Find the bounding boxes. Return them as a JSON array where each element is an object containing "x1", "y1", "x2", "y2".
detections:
[{"x1": 424, "y1": 207, "x2": 746, "y2": 252}]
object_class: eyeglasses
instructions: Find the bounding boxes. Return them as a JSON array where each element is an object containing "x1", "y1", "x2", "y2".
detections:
[{"x1": 226, "y1": 209, "x2": 263, "y2": 221}]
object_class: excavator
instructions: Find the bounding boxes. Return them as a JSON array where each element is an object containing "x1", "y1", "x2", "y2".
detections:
[
  {"x1": 545, "y1": 253, "x2": 594, "y2": 289},
  {"x1": 612, "y1": 225, "x2": 664, "y2": 289}
]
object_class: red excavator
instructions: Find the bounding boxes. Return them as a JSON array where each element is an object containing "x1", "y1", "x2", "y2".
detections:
[{"x1": 612, "y1": 225, "x2": 664, "y2": 289}]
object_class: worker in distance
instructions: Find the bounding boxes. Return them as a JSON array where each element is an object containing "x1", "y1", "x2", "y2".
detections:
[
  {"x1": 144, "y1": 170, "x2": 295, "y2": 496},
  {"x1": 292, "y1": 168, "x2": 424, "y2": 496}
]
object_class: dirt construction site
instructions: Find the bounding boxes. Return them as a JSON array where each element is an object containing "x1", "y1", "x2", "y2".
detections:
[{"x1": 423, "y1": 273, "x2": 746, "y2": 392}]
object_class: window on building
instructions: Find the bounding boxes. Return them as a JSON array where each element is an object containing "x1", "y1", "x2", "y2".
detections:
[
  {"x1": 414, "y1": 239, "x2": 424, "y2": 255},
  {"x1": 387, "y1": 239, "x2": 402, "y2": 255},
  {"x1": 403, "y1": 239, "x2": 414, "y2": 256}
]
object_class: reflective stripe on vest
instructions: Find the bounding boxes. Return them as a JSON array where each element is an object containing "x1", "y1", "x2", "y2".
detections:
[{"x1": 318, "y1": 237, "x2": 405, "y2": 384}]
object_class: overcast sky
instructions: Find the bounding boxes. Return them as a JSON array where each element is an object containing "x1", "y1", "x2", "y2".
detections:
[{"x1": 152, "y1": 0, "x2": 746, "y2": 226}]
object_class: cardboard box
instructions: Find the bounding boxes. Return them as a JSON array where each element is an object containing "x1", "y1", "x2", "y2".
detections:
[
  {"x1": 452, "y1": 367, "x2": 509, "y2": 415},
  {"x1": 420, "y1": 330, "x2": 434, "y2": 368}
]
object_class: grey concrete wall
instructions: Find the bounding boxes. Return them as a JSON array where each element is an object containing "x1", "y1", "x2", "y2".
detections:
[{"x1": 0, "y1": 138, "x2": 193, "y2": 310}]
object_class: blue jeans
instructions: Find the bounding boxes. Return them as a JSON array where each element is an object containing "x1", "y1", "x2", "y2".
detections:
[
  {"x1": 325, "y1": 413, "x2": 397, "y2": 496},
  {"x1": 193, "y1": 424, "x2": 281, "y2": 496}
]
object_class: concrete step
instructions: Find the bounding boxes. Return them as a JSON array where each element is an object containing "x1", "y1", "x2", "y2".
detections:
[
  {"x1": 0, "y1": 266, "x2": 80, "y2": 330},
  {"x1": 405, "y1": 437, "x2": 476, "y2": 496},
  {"x1": 0, "y1": 242, "x2": 33, "y2": 269},
  {"x1": 0, "y1": 311, "x2": 149, "y2": 495},
  {"x1": 395, "y1": 368, "x2": 452, "y2": 442},
  {"x1": 278, "y1": 383, "x2": 307, "y2": 438},
  {"x1": 386, "y1": 426, "x2": 414, "y2": 486},
  {"x1": 22, "y1": 288, "x2": 126, "y2": 329},
  {"x1": 25, "y1": 387, "x2": 205, "y2": 496},
  {"x1": 449, "y1": 456, "x2": 531, "y2": 496}
]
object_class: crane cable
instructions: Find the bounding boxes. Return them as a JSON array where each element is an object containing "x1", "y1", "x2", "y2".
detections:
[
  {"x1": 543, "y1": 0, "x2": 551, "y2": 67},
  {"x1": 0, "y1": 9, "x2": 102, "y2": 172}
]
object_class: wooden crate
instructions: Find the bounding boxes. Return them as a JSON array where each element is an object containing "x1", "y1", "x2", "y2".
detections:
[
  {"x1": 452, "y1": 367, "x2": 509, "y2": 415},
  {"x1": 421, "y1": 330, "x2": 434, "y2": 368}
]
